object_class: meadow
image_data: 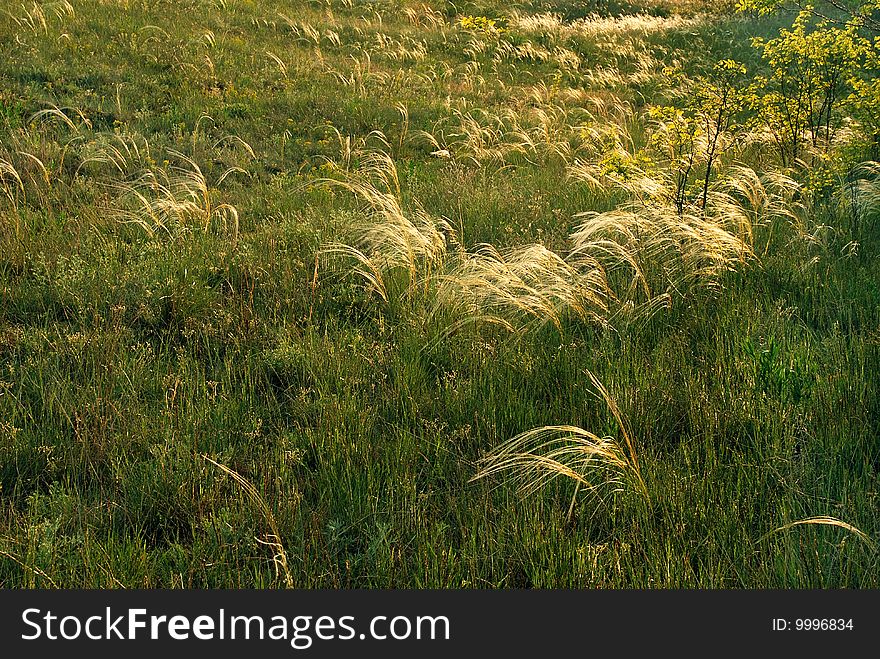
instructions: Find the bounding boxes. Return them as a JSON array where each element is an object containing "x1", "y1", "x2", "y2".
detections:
[{"x1": 0, "y1": 0, "x2": 878, "y2": 588}]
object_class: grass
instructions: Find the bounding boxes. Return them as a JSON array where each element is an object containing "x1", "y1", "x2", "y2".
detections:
[{"x1": 0, "y1": 0, "x2": 877, "y2": 588}]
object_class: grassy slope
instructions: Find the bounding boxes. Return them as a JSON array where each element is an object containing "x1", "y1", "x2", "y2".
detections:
[{"x1": 0, "y1": 0, "x2": 877, "y2": 587}]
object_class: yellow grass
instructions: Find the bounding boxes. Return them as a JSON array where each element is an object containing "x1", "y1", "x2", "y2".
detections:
[
  {"x1": 201, "y1": 455, "x2": 295, "y2": 588},
  {"x1": 472, "y1": 371, "x2": 647, "y2": 514},
  {"x1": 762, "y1": 516, "x2": 876, "y2": 548}
]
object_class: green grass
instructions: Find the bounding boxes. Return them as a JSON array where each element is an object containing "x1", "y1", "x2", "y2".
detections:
[{"x1": 0, "y1": 0, "x2": 877, "y2": 588}]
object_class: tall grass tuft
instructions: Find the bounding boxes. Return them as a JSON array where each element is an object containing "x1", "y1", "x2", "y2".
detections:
[
  {"x1": 3, "y1": 1, "x2": 75, "y2": 35},
  {"x1": 319, "y1": 151, "x2": 456, "y2": 299},
  {"x1": 112, "y1": 149, "x2": 242, "y2": 239},
  {"x1": 433, "y1": 243, "x2": 610, "y2": 334},
  {"x1": 565, "y1": 166, "x2": 803, "y2": 303},
  {"x1": 472, "y1": 371, "x2": 647, "y2": 519},
  {"x1": 321, "y1": 150, "x2": 772, "y2": 334},
  {"x1": 570, "y1": 201, "x2": 753, "y2": 302}
]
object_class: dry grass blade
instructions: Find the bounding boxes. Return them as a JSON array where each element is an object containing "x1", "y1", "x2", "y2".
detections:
[
  {"x1": 29, "y1": 105, "x2": 91, "y2": 133},
  {"x1": 76, "y1": 132, "x2": 154, "y2": 177},
  {"x1": 584, "y1": 369, "x2": 645, "y2": 494},
  {"x1": 441, "y1": 106, "x2": 575, "y2": 167},
  {"x1": 17, "y1": 151, "x2": 50, "y2": 187},
  {"x1": 0, "y1": 157, "x2": 25, "y2": 200},
  {"x1": 0, "y1": 147, "x2": 55, "y2": 217},
  {"x1": 761, "y1": 516, "x2": 876, "y2": 548},
  {"x1": 201, "y1": 454, "x2": 295, "y2": 588},
  {"x1": 471, "y1": 425, "x2": 630, "y2": 492},
  {"x1": 210, "y1": 134, "x2": 256, "y2": 162},
  {"x1": 265, "y1": 50, "x2": 288, "y2": 78},
  {"x1": 4, "y1": 0, "x2": 75, "y2": 34},
  {"x1": 570, "y1": 198, "x2": 753, "y2": 303},
  {"x1": 320, "y1": 243, "x2": 389, "y2": 302},
  {"x1": 849, "y1": 161, "x2": 880, "y2": 218}
]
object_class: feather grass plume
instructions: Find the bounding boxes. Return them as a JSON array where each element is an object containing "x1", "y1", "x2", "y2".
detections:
[
  {"x1": 760, "y1": 516, "x2": 876, "y2": 549},
  {"x1": 201, "y1": 455, "x2": 295, "y2": 588},
  {"x1": 433, "y1": 243, "x2": 610, "y2": 334},
  {"x1": 319, "y1": 151, "x2": 455, "y2": 299},
  {"x1": 112, "y1": 149, "x2": 242, "y2": 239},
  {"x1": 472, "y1": 371, "x2": 647, "y2": 514}
]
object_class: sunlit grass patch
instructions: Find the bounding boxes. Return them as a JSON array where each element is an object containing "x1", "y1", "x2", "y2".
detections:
[{"x1": 472, "y1": 371, "x2": 647, "y2": 521}]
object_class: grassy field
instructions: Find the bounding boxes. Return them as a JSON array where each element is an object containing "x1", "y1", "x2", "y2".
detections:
[{"x1": 0, "y1": 0, "x2": 878, "y2": 588}]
